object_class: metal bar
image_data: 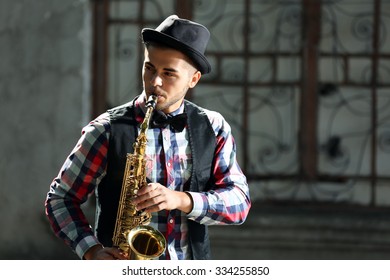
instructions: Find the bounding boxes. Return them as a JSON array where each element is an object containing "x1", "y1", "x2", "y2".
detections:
[
  {"x1": 198, "y1": 51, "x2": 390, "y2": 59},
  {"x1": 175, "y1": 0, "x2": 193, "y2": 19},
  {"x1": 242, "y1": 0, "x2": 251, "y2": 173},
  {"x1": 247, "y1": 174, "x2": 390, "y2": 182},
  {"x1": 136, "y1": 0, "x2": 146, "y2": 93},
  {"x1": 370, "y1": 0, "x2": 381, "y2": 206},
  {"x1": 199, "y1": 80, "x2": 390, "y2": 87},
  {"x1": 300, "y1": 0, "x2": 321, "y2": 181},
  {"x1": 91, "y1": 0, "x2": 109, "y2": 119}
]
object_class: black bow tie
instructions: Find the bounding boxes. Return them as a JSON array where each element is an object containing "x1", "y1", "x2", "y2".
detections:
[{"x1": 150, "y1": 111, "x2": 187, "y2": 132}]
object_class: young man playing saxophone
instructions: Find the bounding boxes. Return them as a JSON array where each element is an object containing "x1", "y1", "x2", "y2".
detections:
[{"x1": 45, "y1": 15, "x2": 251, "y2": 260}]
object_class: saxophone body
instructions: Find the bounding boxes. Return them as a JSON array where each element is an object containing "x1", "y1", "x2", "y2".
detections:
[{"x1": 112, "y1": 94, "x2": 166, "y2": 260}]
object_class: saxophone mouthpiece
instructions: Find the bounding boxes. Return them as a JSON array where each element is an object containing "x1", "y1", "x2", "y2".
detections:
[{"x1": 146, "y1": 94, "x2": 158, "y2": 109}]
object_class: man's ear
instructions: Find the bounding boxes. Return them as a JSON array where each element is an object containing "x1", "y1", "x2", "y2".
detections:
[{"x1": 189, "y1": 71, "x2": 202, "y2": 88}]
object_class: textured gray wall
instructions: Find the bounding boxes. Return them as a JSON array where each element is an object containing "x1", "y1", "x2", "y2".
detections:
[{"x1": 0, "y1": 0, "x2": 91, "y2": 259}]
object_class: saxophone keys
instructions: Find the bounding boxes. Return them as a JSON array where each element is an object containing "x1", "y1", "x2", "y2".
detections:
[{"x1": 119, "y1": 243, "x2": 130, "y2": 252}]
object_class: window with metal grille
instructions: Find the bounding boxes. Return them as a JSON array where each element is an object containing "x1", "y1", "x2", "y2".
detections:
[{"x1": 91, "y1": 0, "x2": 390, "y2": 208}]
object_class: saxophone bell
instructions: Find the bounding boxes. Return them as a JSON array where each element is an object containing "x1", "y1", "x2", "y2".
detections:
[{"x1": 128, "y1": 225, "x2": 166, "y2": 260}]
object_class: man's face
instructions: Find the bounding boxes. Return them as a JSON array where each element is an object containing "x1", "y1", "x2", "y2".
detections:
[{"x1": 142, "y1": 44, "x2": 201, "y2": 113}]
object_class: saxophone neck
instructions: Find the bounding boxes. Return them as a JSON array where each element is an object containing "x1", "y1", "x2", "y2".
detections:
[
  {"x1": 146, "y1": 94, "x2": 158, "y2": 109},
  {"x1": 140, "y1": 94, "x2": 158, "y2": 132},
  {"x1": 134, "y1": 95, "x2": 158, "y2": 153}
]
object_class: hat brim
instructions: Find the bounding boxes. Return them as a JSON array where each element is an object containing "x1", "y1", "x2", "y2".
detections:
[{"x1": 142, "y1": 28, "x2": 211, "y2": 74}]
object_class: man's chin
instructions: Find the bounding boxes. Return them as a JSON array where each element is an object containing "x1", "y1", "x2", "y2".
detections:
[{"x1": 155, "y1": 104, "x2": 165, "y2": 112}]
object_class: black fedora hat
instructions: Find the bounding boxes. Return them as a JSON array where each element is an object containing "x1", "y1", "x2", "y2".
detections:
[{"x1": 141, "y1": 15, "x2": 211, "y2": 74}]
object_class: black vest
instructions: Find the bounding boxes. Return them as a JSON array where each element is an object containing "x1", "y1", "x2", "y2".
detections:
[{"x1": 95, "y1": 98, "x2": 217, "y2": 260}]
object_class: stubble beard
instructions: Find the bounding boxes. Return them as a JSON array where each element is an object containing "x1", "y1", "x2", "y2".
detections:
[{"x1": 154, "y1": 86, "x2": 189, "y2": 113}]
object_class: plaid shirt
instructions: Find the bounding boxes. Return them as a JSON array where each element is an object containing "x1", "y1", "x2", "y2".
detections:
[{"x1": 45, "y1": 94, "x2": 251, "y2": 260}]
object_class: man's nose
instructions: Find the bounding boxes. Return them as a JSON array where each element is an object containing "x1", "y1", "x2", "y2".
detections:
[{"x1": 151, "y1": 73, "x2": 163, "y2": 87}]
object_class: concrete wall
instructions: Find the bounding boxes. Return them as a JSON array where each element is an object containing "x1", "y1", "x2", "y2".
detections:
[{"x1": 0, "y1": 0, "x2": 91, "y2": 259}]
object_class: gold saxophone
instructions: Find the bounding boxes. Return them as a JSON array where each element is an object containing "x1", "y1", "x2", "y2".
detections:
[{"x1": 112, "y1": 94, "x2": 166, "y2": 260}]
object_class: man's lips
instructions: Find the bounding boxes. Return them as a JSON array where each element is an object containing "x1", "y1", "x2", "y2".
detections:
[{"x1": 150, "y1": 92, "x2": 165, "y2": 99}]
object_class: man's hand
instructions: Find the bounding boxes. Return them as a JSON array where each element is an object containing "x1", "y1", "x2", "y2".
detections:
[
  {"x1": 133, "y1": 183, "x2": 193, "y2": 214},
  {"x1": 84, "y1": 244, "x2": 128, "y2": 260}
]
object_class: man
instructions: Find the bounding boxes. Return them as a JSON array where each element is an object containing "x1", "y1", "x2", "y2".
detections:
[{"x1": 45, "y1": 15, "x2": 251, "y2": 260}]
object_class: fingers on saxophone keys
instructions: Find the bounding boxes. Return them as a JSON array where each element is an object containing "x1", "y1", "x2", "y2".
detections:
[
  {"x1": 148, "y1": 183, "x2": 158, "y2": 191},
  {"x1": 140, "y1": 210, "x2": 148, "y2": 216},
  {"x1": 134, "y1": 204, "x2": 146, "y2": 213}
]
